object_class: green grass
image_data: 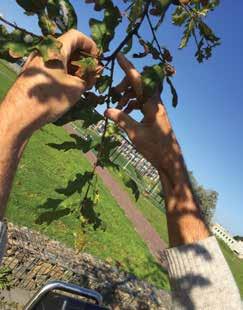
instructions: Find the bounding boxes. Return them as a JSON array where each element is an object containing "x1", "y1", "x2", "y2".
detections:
[
  {"x1": 218, "y1": 239, "x2": 243, "y2": 298},
  {"x1": 7, "y1": 125, "x2": 169, "y2": 289},
  {"x1": 0, "y1": 60, "x2": 17, "y2": 100},
  {"x1": 108, "y1": 167, "x2": 169, "y2": 244}
]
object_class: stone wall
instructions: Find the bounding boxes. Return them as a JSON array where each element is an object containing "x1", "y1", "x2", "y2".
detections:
[{"x1": 1, "y1": 223, "x2": 171, "y2": 309}]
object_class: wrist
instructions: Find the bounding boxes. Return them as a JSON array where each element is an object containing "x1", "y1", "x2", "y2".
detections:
[
  {"x1": 157, "y1": 143, "x2": 188, "y2": 184},
  {"x1": 0, "y1": 78, "x2": 46, "y2": 141},
  {"x1": 158, "y1": 152, "x2": 210, "y2": 247}
]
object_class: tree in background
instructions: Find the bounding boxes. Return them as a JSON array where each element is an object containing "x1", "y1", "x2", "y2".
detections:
[
  {"x1": 190, "y1": 172, "x2": 218, "y2": 225},
  {"x1": 234, "y1": 236, "x2": 243, "y2": 242}
]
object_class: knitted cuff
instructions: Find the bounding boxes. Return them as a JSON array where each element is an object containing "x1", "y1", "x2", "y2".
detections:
[{"x1": 165, "y1": 236, "x2": 242, "y2": 309}]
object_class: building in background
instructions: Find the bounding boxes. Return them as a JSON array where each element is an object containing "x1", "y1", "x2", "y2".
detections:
[{"x1": 211, "y1": 223, "x2": 243, "y2": 259}]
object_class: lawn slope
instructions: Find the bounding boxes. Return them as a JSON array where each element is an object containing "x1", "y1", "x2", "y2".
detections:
[{"x1": 7, "y1": 125, "x2": 169, "y2": 289}]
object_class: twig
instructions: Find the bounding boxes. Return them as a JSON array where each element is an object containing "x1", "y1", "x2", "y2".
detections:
[
  {"x1": 0, "y1": 16, "x2": 40, "y2": 38},
  {"x1": 146, "y1": 13, "x2": 165, "y2": 62},
  {"x1": 94, "y1": 58, "x2": 115, "y2": 163},
  {"x1": 105, "y1": 58, "x2": 115, "y2": 109},
  {"x1": 82, "y1": 59, "x2": 115, "y2": 203},
  {"x1": 125, "y1": 2, "x2": 134, "y2": 13},
  {"x1": 103, "y1": 0, "x2": 152, "y2": 61},
  {"x1": 154, "y1": 13, "x2": 166, "y2": 32},
  {"x1": 192, "y1": 28, "x2": 200, "y2": 48}
]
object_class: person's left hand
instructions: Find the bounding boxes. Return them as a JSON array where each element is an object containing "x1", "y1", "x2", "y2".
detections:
[{"x1": 1, "y1": 29, "x2": 101, "y2": 139}]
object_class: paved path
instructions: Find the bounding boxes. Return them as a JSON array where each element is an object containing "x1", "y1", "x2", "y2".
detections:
[{"x1": 64, "y1": 124, "x2": 168, "y2": 269}]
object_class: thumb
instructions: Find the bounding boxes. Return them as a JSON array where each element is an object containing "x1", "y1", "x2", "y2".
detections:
[{"x1": 105, "y1": 108, "x2": 138, "y2": 138}]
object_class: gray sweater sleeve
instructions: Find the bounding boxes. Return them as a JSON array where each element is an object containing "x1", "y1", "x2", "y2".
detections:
[{"x1": 165, "y1": 236, "x2": 242, "y2": 309}]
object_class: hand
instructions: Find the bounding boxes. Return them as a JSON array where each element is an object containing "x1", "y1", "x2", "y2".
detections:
[
  {"x1": 0, "y1": 29, "x2": 101, "y2": 140},
  {"x1": 105, "y1": 53, "x2": 182, "y2": 176}
]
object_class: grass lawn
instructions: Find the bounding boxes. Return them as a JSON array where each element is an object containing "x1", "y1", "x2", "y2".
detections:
[
  {"x1": 108, "y1": 167, "x2": 169, "y2": 244},
  {"x1": 0, "y1": 60, "x2": 17, "y2": 100},
  {"x1": 7, "y1": 125, "x2": 169, "y2": 289},
  {"x1": 218, "y1": 239, "x2": 243, "y2": 298}
]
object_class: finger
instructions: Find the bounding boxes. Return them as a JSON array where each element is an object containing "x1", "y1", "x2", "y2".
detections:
[
  {"x1": 113, "y1": 77, "x2": 129, "y2": 94},
  {"x1": 59, "y1": 29, "x2": 99, "y2": 62},
  {"x1": 66, "y1": 75, "x2": 87, "y2": 104},
  {"x1": 96, "y1": 65, "x2": 103, "y2": 75},
  {"x1": 21, "y1": 51, "x2": 37, "y2": 72},
  {"x1": 124, "y1": 100, "x2": 142, "y2": 114},
  {"x1": 105, "y1": 108, "x2": 138, "y2": 139},
  {"x1": 117, "y1": 89, "x2": 135, "y2": 109},
  {"x1": 116, "y1": 52, "x2": 143, "y2": 98}
]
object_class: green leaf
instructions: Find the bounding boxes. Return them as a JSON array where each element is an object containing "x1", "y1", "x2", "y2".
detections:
[
  {"x1": 54, "y1": 94, "x2": 104, "y2": 126},
  {"x1": 94, "y1": 0, "x2": 113, "y2": 11},
  {"x1": 166, "y1": 77, "x2": 178, "y2": 107},
  {"x1": 147, "y1": 42, "x2": 161, "y2": 60},
  {"x1": 71, "y1": 56, "x2": 97, "y2": 80},
  {"x1": 179, "y1": 19, "x2": 194, "y2": 49},
  {"x1": 198, "y1": 0, "x2": 220, "y2": 12},
  {"x1": 89, "y1": 18, "x2": 107, "y2": 50},
  {"x1": 82, "y1": 109, "x2": 103, "y2": 128},
  {"x1": 59, "y1": 0, "x2": 77, "y2": 30},
  {"x1": 38, "y1": 12, "x2": 57, "y2": 35},
  {"x1": 0, "y1": 25, "x2": 62, "y2": 63},
  {"x1": 198, "y1": 21, "x2": 220, "y2": 43},
  {"x1": 95, "y1": 136, "x2": 120, "y2": 169},
  {"x1": 47, "y1": 0, "x2": 60, "y2": 18},
  {"x1": 37, "y1": 35, "x2": 62, "y2": 62},
  {"x1": 105, "y1": 122, "x2": 120, "y2": 139},
  {"x1": 0, "y1": 26, "x2": 36, "y2": 61},
  {"x1": 16, "y1": 0, "x2": 48, "y2": 13},
  {"x1": 172, "y1": 6, "x2": 188, "y2": 26},
  {"x1": 89, "y1": 3, "x2": 121, "y2": 52},
  {"x1": 129, "y1": 0, "x2": 143, "y2": 23},
  {"x1": 96, "y1": 75, "x2": 111, "y2": 93},
  {"x1": 195, "y1": 38, "x2": 204, "y2": 62},
  {"x1": 141, "y1": 64, "x2": 165, "y2": 98},
  {"x1": 46, "y1": 0, "x2": 77, "y2": 32},
  {"x1": 204, "y1": 46, "x2": 212, "y2": 59},
  {"x1": 122, "y1": 37, "x2": 133, "y2": 54}
]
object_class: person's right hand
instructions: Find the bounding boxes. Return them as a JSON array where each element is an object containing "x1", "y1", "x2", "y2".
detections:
[{"x1": 105, "y1": 53, "x2": 182, "y2": 175}]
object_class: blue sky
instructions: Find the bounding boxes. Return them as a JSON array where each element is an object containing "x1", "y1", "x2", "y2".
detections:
[{"x1": 1, "y1": 1, "x2": 242, "y2": 235}]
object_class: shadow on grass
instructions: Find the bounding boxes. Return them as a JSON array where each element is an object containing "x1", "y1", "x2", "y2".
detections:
[
  {"x1": 35, "y1": 173, "x2": 104, "y2": 230},
  {"x1": 81, "y1": 198, "x2": 105, "y2": 231},
  {"x1": 124, "y1": 178, "x2": 140, "y2": 201},
  {"x1": 55, "y1": 172, "x2": 93, "y2": 196},
  {"x1": 48, "y1": 134, "x2": 96, "y2": 153},
  {"x1": 35, "y1": 198, "x2": 70, "y2": 225}
]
